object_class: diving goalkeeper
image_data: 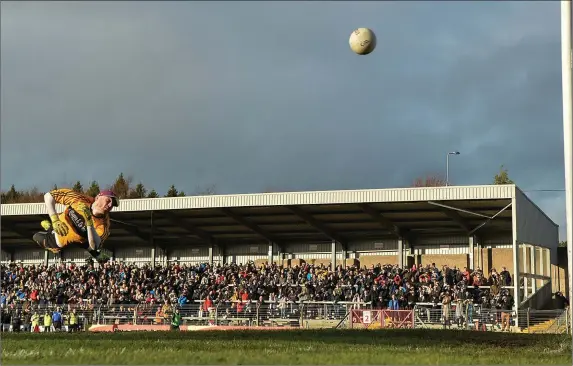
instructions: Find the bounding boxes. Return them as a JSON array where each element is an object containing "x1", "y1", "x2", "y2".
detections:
[{"x1": 33, "y1": 188, "x2": 119, "y2": 263}]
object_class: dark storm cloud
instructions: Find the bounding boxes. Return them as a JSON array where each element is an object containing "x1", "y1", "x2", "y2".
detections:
[{"x1": 0, "y1": 2, "x2": 566, "y2": 238}]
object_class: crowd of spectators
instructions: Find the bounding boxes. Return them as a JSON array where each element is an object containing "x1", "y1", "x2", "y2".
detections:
[
  {"x1": 0, "y1": 260, "x2": 521, "y2": 331},
  {"x1": 1, "y1": 259, "x2": 513, "y2": 311}
]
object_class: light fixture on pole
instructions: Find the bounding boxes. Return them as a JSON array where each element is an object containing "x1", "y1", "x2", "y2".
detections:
[{"x1": 446, "y1": 151, "x2": 460, "y2": 187}]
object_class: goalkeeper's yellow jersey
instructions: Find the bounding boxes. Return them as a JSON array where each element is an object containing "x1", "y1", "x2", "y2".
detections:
[{"x1": 50, "y1": 189, "x2": 110, "y2": 248}]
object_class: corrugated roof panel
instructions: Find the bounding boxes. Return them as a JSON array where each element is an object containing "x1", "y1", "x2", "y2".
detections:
[{"x1": 0, "y1": 184, "x2": 515, "y2": 216}]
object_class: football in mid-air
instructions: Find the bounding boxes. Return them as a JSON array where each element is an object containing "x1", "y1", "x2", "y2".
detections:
[{"x1": 349, "y1": 28, "x2": 376, "y2": 55}]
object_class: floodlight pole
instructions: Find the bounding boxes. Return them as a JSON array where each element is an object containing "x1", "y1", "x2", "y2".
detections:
[
  {"x1": 561, "y1": 0, "x2": 573, "y2": 334},
  {"x1": 446, "y1": 151, "x2": 460, "y2": 186}
]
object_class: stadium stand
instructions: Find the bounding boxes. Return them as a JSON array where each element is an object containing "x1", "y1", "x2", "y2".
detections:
[{"x1": 1, "y1": 184, "x2": 569, "y2": 332}]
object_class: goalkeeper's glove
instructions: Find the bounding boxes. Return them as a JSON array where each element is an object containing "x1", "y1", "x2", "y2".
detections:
[
  {"x1": 73, "y1": 202, "x2": 94, "y2": 226},
  {"x1": 50, "y1": 214, "x2": 69, "y2": 236},
  {"x1": 40, "y1": 220, "x2": 52, "y2": 231}
]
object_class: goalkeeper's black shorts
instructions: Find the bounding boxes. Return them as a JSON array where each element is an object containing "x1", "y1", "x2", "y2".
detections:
[{"x1": 33, "y1": 231, "x2": 61, "y2": 253}]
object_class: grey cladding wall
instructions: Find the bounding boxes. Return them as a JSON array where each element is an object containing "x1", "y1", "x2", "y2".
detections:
[{"x1": 514, "y1": 188, "x2": 559, "y2": 263}]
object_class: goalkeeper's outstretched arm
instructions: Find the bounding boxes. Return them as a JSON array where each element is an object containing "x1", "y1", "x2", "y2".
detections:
[
  {"x1": 44, "y1": 189, "x2": 85, "y2": 221},
  {"x1": 43, "y1": 192, "x2": 58, "y2": 218},
  {"x1": 86, "y1": 225, "x2": 102, "y2": 252}
]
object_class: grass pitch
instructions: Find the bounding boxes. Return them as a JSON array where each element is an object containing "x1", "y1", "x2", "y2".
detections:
[{"x1": 2, "y1": 329, "x2": 571, "y2": 365}]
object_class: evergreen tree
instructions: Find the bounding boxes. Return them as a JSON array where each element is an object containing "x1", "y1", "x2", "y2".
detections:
[
  {"x1": 129, "y1": 183, "x2": 147, "y2": 199},
  {"x1": 494, "y1": 165, "x2": 515, "y2": 184},
  {"x1": 85, "y1": 181, "x2": 100, "y2": 197},
  {"x1": 112, "y1": 173, "x2": 132, "y2": 198},
  {"x1": 5, "y1": 185, "x2": 19, "y2": 203},
  {"x1": 147, "y1": 189, "x2": 159, "y2": 198},
  {"x1": 165, "y1": 185, "x2": 179, "y2": 197},
  {"x1": 72, "y1": 181, "x2": 83, "y2": 193}
]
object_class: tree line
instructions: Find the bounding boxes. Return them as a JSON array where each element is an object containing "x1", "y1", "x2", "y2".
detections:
[
  {"x1": 1, "y1": 165, "x2": 514, "y2": 204},
  {"x1": 0, "y1": 173, "x2": 218, "y2": 204},
  {"x1": 413, "y1": 165, "x2": 514, "y2": 187}
]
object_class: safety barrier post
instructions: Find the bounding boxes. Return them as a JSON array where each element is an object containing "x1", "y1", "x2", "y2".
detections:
[{"x1": 215, "y1": 303, "x2": 219, "y2": 326}]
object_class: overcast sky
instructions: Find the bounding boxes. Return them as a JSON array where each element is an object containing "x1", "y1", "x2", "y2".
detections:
[{"x1": 1, "y1": 1, "x2": 567, "y2": 239}]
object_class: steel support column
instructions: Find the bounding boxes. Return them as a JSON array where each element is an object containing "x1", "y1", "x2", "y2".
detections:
[
  {"x1": 221, "y1": 246, "x2": 226, "y2": 265},
  {"x1": 398, "y1": 238, "x2": 404, "y2": 268},
  {"x1": 331, "y1": 241, "x2": 336, "y2": 270},
  {"x1": 539, "y1": 248, "x2": 545, "y2": 287},
  {"x1": 209, "y1": 246, "x2": 214, "y2": 266},
  {"x1": 512, "y1": 240, "x2": 521, "y2": 324},
  {"x1": 150, "y1": 211, "x2": 156, "y2": 267},
  {"x1": 268, "y1": 242, "x2": 273, "y2": 264},
  {"x1": 511, "y1": 197, "x2": 520, "y2": 327},
  {"x1": 530, "y1": 245, "x2": 537, "y2": 293},
  {"x1": 523, "y1": 245, "x2": 529, "y2": 298},
  {"x1": 469, "y1": 236, "x2": 475, "y2": 270}
]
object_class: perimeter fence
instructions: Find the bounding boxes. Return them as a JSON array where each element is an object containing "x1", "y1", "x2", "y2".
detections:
[{"x1": 1, "y1": 300, "x2": 569, "y2": 334}]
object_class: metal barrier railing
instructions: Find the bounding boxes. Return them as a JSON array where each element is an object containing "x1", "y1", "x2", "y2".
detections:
[
  {"x1": 409, "y1": 303, "x2": 569, "y2": 334},
  {"x1": 0, "y1": 301, "x2": 569, "y2": 334}
]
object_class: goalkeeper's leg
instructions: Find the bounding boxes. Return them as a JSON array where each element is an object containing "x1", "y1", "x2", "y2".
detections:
[
  {"x1": 33, "y1": 220, "x2": 63, "y2": 254},
  {"x1": 32, "y1": 230, "x2": 61, "y2": 254},
  {"x1": 87, "y1": 249, "x2": 110, "y2": 264}
]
